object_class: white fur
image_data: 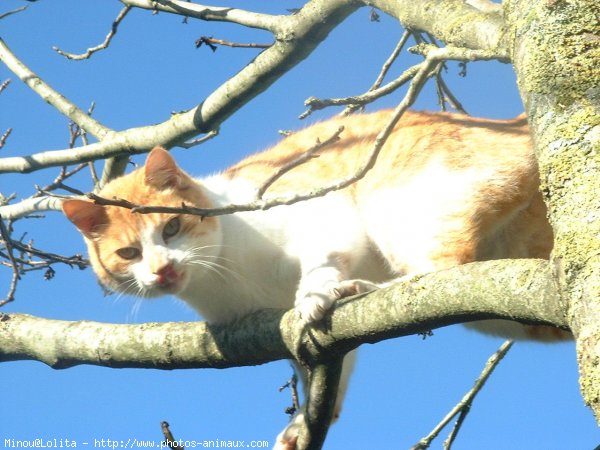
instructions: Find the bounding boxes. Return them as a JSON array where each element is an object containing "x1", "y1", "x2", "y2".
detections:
[{"x1": 129, "y1": 159, "x2": 534, "y2": 447}]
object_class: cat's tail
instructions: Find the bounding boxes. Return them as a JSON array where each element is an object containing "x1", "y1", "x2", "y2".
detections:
[{"x1": 465, "y1": 320, "x2": 572, "y2": 342}]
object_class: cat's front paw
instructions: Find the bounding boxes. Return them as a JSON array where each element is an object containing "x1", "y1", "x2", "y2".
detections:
[
  {"x1": 295, "y1": 279, "x2": 378, "y2": 323},
  {"x1": 273, "y1": 413, "x2": 303, "y2": 450}
]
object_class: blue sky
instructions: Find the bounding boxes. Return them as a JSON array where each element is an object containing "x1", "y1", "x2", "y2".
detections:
[{"x1": 1, "y1": 1, "x2": 598, "y2": 449}]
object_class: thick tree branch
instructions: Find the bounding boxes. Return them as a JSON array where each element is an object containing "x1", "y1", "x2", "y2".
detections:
[
  {"x1": 369, "y1": 0, "x2": 509, "y2": 60},
  {"x1": 0, "y1": 0, "x2": 509, "y2": 177},
  {"x1": 120, "y1": 0, "x2": 282, "y2": 32},
  {"x1": 0, "y1": 259, "x2": 567, "y2": 369},
  {"x1": 0, "y1": 0, "x2": 360, "y2": 176}
]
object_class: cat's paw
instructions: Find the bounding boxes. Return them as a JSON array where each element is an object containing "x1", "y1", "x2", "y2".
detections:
[
  {"x1": 295, "y1": 279, "x2": 378, "y2": 323},
  {"x1": 273, "y1": 413, "x2": 303, "y2": 450}
]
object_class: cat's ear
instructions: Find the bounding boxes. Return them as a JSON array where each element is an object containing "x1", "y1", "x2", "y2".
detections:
[
  {"x1": 144, "y1": 146, "x2": 187, "y2": 190},
  {"x1": 62, "y1": 199, "x2": 108, "y2": 238}
]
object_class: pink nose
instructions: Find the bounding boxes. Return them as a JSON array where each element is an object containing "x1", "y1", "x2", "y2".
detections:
[{"x1": 155, "y1": 264, "x2": 179, "y2": 286}]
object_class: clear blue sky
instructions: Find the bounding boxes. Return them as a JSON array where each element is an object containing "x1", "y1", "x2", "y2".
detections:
[{"x1": 1, "y1": 1, "x2": 598, "y2": 449}]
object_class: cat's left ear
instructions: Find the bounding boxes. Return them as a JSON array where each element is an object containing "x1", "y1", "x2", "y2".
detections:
[
  {"x1": 144, "y1": 146, "x2": 187, "y2": 190},
  {"x1": 62, "y1": 199, "x2": 108, "y2": 238}
]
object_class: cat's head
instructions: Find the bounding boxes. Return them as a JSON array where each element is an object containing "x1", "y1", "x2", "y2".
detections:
[{"x1": 62, "y1": 146, "x2": 221, "y2": 298}]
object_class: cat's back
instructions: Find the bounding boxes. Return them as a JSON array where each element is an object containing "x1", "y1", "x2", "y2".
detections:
[{"x1": 221, "y1": 110, "x2": 533, "y2": 195}]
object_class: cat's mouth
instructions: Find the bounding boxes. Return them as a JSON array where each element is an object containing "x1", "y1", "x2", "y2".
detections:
[{"x1": 155, "y1": 264, "x2": 186, "y2": 293}]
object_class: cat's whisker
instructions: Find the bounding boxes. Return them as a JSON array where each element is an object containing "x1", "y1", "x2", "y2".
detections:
[
  {"x1": 129, "y1": 298, "x2": 144, "y2": 321},
  {"x1": 186, "y1": 259, "x2": 230, "y2": 283}
]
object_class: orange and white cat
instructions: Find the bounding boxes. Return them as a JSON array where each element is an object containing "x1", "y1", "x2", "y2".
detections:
[{"x1": 62, "y1": 110, "x2": 565, "y2": 448}]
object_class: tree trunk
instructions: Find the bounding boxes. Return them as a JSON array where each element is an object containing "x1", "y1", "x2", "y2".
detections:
[{"x1": 506, "y1": 0, "x2": 600, "y2": 421}]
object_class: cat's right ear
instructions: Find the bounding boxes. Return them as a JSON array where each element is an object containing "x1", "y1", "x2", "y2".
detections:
[
  {"x1": 144, "y1": 146, "x2": 186, "y2": 190},
  {"x1": 62, "y1": 199, "x2": 108, "y2": 238}
]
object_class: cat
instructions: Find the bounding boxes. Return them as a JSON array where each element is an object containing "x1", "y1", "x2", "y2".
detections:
[{"x1": 62, "y1": 110, "x2": 568, "y2": 449}]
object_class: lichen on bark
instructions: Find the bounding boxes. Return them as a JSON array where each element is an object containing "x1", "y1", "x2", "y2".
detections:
[{"x1": 506, "y1": 0, "x2": 600, "y2": 421}]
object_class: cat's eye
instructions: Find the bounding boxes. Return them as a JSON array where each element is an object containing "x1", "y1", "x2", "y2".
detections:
[
  {"x1": 162, "y1": 217, "x2": 181, "y2": 241},
  {"x1": 116, "y1": 247, "x2": 141, "y2": 260}
]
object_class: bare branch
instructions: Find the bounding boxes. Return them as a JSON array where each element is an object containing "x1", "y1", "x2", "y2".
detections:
[
  {"x1": 372, "y1": 29, "x2": 413, "y2": 89},
  {"x1": 0, "y1": 1, "x2": 361, "y2": 175},
  {"x1": 121, "y1": 0, "x2": 282, "y2": 32},
  {"x1": 195, "y1": 36, "x2": 271, "y2": 51},
  {"x1": 86, "y1": 40, "x2": 439, "y2": 219},
  {"x1": 297, "y1": 359, "x2": 343, "y2": 450},
  {"x1": 368, "y1": 0, "x2": 509, "y2": 60},
  {"x1": 256, "y1": 126, "x2": 345, "y2": 199},
  {"x1": 412, "y1": 340, "x2": 513, "y2": 450},
  {"x1": 303, "y1": 43, "x2": 499, "y2": 118},
  {"x1": 161, "y1": 421, "x2": 183, "y2": 450},
  {"x1": 53, "y1": 6, "x2": 132, "y2": 60},
  {"x1": 0, "y1": 259, "x2": 568, "y2": 368},
  {"x1": 0, "y1": 128, "x2": 12, "y2": 150},
  {"x1": 280, "y1": 371, "x2": 301, "y2": 417},
  {"x1": 301, "y1": 64, "x2": 421, "y2": 118},
  {"x1": 434, "y1": 69, "x2": 468, "y2": 114},
  {"x1": 0, "y1": 6, "x2": 28, "y2": 21},
  {"x1": 342, "y1": 29, "x2": 413, "y2": 115},
  {"x1": 179, "y1": 129, "x2": 219, "y2": 149},
  {"x1": 0, "y1": 216, "x2": 20, "y2": 307},
  {"x1": 0, "y1": 197, "x2": 64, "y2": 221},
  {"x1": 0, "y1": 39, "x2": 111, "y2": 140},
  {"x1": 0, "y1": 79, "x2": 11, "y2": 94}
]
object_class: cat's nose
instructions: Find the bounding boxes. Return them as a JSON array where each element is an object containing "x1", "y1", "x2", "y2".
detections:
[{"x1": 155, "y1": 263, "x2": 179, "y2": 286}]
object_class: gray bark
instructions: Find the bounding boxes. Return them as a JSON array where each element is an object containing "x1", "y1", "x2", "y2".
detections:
[{"x1": 505, "y1": 0, "x2": 600, "y2": 420}]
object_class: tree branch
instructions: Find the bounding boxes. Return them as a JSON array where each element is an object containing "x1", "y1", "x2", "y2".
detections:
[
  {"x1": 0, "y1": 259, "x2": 568, "y2": 369},
  {"x1": 0, "y1": 38, "x2": 111, "y2": 140},
  {"x1": 0, "y1": 196, "x2": 64, "y2": 221},
  {"x1": 297, "y1": 359, "x2": 343, "y2": 450},
  {"x1": 53, "y1": 6, "x2": 132, "y2": 60},
  {"x1": 0, "y1": 0, "x2": 360, "y2": 175},
  {"x1": 412, "y1": 340, "x2": 513, "y2": 449},
  {"x1": 120, "y1": 0, "x2": 283, "y2": 32},
  {"x1": 368, "y1": 0, "x2": 510, "y2": 61}
]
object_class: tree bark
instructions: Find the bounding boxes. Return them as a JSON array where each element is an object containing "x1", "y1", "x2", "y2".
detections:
[
  {"x1": 0, "y1": 259, "x2": 567, "y2": 369},
  {"x1": 505, "y1": 0, "x2": 600, "y2": 421}
]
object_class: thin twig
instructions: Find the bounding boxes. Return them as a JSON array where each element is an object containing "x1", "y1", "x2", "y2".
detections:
[
  {"x1": 303, "y1": 42, "x2": 494, "y2": 119},
  {"x1": 195, "y1": 36, "x2": 271, "y2": 51},
  {"x1": 443, "y1": 402, "x2": 470, "y2": 450},
  {"x1": 0, "y1": 215, "x2": 20, "y2": 306},
  {"x1": 301, "y1": 64, "x2": 421, "y2": 119},
  {"x1": 161, "y1": 421, "x2": 183, "y2": 449},
  {"x1": 342, "y1": 29, "x2": 412, "y2": 115},
  {"x1": 373, "y1": 29, "x2": 413, "y2": 90},
  {"x1": 0, "y1": 79, "x2": 11, "y2": 94},
  {"x1": 279, "y1": 371, "x2": 301, "y2": 417},
  {"x1": 179, "y1": 129, "x2": 219, "y2": 149},
  {"x1": 411, "y1": 340, "x2": 514, "y2": 450},
  {"x1": 0, "y1": 6, "x2": 28, "y2": 21},
  {"x1": 256, "y1": 126, "x2": 344, "y2": 199},
  {"x1": 435, "y1": 70, "x2": 468, "y2": 114},
  {"x1": 0, "y1": 129, "x2": 12, "y2": 150},
  {"x1": 88, "y1": 51, "x2": 439, "y2": 219},
  {"x1": 53, "y1": 6, "x2": 131, "y2": 60},
  {"x1": 0, "y1": 38, "x2": 110, "y2": 141}
]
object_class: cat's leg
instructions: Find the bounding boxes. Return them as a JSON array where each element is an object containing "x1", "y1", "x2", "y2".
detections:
[
  {"x1": 294, "y1": 252, "x2": 377, "y2": 323},
  {"x1": 274, "y1": 351, "x2": 357, "y2": 450}
]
